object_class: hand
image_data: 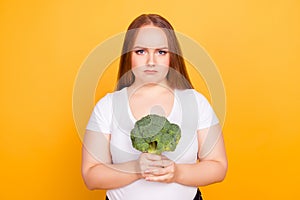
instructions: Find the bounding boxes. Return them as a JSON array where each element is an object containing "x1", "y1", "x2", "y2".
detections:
[
  {"x1": 138, "y1": 153, "x2": 177, "y2": 183},
  {"x1": 137, "y1": 153, "x2": 161, "y2": 177}
]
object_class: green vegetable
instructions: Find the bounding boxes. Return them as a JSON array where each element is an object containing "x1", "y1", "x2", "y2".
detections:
[{"x1": 130, "y1": 114, "x2": 181, "y2": 154}]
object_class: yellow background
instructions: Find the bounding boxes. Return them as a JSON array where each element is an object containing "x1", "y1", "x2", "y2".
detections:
[{"x1": 1, "y1": 0, "x2": 299, "y2": 199}]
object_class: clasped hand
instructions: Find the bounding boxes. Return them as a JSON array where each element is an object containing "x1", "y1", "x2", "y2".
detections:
[{"x1": 138, "y1": 153, "x2": 176, "y2": 183}]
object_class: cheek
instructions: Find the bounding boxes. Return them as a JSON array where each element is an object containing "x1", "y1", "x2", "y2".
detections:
[
  {"x1": 158, "y1": 55, "x2": 170, "y2": 67},
  {"x1": 131, "y1": 54, "x2": 144, "y2": 68},
  {"x1": 165, "y1": 56, "x2": 170, "y2": 66}
]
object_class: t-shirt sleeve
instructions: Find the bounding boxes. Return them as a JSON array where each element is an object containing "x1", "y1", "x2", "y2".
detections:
[
  {"x1": 86, "y1": 93, "x2": 112, "y2": 134},
  {"x1": 194, "y1": 90, "x2": 219, "y2": 130}
]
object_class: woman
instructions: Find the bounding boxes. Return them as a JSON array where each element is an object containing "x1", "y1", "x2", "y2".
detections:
[{"x1": 82, "y1": 14, "x2": 227, "y2": 200}]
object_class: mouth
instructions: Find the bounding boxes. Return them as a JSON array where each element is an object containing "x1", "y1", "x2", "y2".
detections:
[{"x1": 144, "y1": 69, "x2": 158, "y2": 74}]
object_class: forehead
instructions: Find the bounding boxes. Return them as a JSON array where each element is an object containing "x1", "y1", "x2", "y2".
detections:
[{"x1": 133, "y1": 26, "x2": 168, "y2": 48}]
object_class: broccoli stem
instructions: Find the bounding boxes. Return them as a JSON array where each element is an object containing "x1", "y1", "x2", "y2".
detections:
[{"x1": 148, "y1": 141, "x2": 157, "y2": 154}]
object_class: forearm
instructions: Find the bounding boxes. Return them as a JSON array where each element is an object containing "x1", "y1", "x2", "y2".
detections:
[
  {"x1": 83, "y1": 160, "x2": 141, "y2": 190},
  {"x1": 175, "y1": 160, "x2": 227, "y2": 187}
]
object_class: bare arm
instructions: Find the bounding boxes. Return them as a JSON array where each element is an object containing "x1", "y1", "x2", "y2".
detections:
[
  {"x1": 145, "y1": 124, "x2": 228, "y2": 186},
  {"x1": 81, "y1": 130, "x2": 141, "y2": 190},
  {"x1": 175, "y1": 124, "x2": 228, "y2": 186}
]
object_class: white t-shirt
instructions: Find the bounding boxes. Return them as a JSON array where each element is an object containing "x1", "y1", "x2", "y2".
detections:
[{"x1": 86, "y1": 87, "x2": 219, "y2": 200}]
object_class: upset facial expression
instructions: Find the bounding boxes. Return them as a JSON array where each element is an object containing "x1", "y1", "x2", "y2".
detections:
[{"x1": 131, "y1": 25, "x2": 170, "y2": 86}]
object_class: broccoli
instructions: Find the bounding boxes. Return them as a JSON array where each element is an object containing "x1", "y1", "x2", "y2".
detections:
[{"x1": 130, "y1": 114, "x2": 181, "y2": 154}]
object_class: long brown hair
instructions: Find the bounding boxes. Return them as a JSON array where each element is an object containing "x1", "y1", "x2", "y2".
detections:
[{"x1": 116, "y1": 14, "x2": 193, "y2": 90}]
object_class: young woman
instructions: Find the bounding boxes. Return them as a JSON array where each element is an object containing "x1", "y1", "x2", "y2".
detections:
[{"x1": 82, "y1": 14, "x2": 227, "y2": 200}]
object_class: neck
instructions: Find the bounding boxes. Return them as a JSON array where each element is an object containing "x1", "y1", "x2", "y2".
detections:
[{"x1": 128, "y1": 82, "x2": 172, "y2": 97}]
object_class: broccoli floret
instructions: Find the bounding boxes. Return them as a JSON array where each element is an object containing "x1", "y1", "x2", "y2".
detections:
[{"x1": 130, "y1": 114, "x2": 181, "y2": 154}]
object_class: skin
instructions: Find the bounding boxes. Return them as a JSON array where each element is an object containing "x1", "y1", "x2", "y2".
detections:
[{"x1": 81, "y1": 25, "x2": 228, "y2": 190}]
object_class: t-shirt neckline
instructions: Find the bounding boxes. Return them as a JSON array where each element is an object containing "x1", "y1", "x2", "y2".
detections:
[{"x1": 123, "y1": 87, "x2": 176, "y2": 123}]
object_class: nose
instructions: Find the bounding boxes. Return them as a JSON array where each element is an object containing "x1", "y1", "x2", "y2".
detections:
[{"x1": 147, "y1": 51, "x2": 155, "y2": 67}]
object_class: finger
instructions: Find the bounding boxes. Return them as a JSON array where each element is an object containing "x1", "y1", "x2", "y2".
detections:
[
  {"x1": 147, "y1": 164, "x2": 175, "y2": 176},
  {"x1": 142, "y1": 167, "x2": 162, "y2": 179},
  {"x1": 144, "y1": 166, "x2": 159, "y2": 174},
  {"x1": 139, "y1": 153, "x2": 157, "y2": 166},
  {"x1": 145, "y1": 173, "x2": 173, "y2": 183},
  {"x1": 145, "y1": 153, "x2": 163, "y2": 161},
  {"x1": 148, "y1": 167, "x2": 168, "y2": 176},
  {"x1": 150, "y1": 159, "x2": 173, "y2": 167},
  {"x1": 160, "y1": 155, "x2": 170, "y2": 160}
]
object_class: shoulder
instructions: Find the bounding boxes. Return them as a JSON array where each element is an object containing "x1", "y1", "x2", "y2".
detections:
[
  {"x1": 94, "y1": 93, "x2": 112, "y2": 109},
  {"x1": 175, "y1": 89, "x2": 213, "y2": 113}
]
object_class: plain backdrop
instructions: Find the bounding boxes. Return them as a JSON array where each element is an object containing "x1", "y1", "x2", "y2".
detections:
[{"x1": 1, "y1": 0, "x2": 299, "y2": 199}]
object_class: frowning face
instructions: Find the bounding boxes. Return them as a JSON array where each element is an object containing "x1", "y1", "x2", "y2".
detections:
[{"x1": 131, "y1": 25, "x2": 170, "y2": 86}]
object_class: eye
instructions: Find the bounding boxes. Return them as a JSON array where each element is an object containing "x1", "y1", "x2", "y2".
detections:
[
  {"x1": 158, "y1": 50, "x2": 168, "y2": 55},
  {"x1": 135, "y1": 49, "x2": 145, "y2": 55}
]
